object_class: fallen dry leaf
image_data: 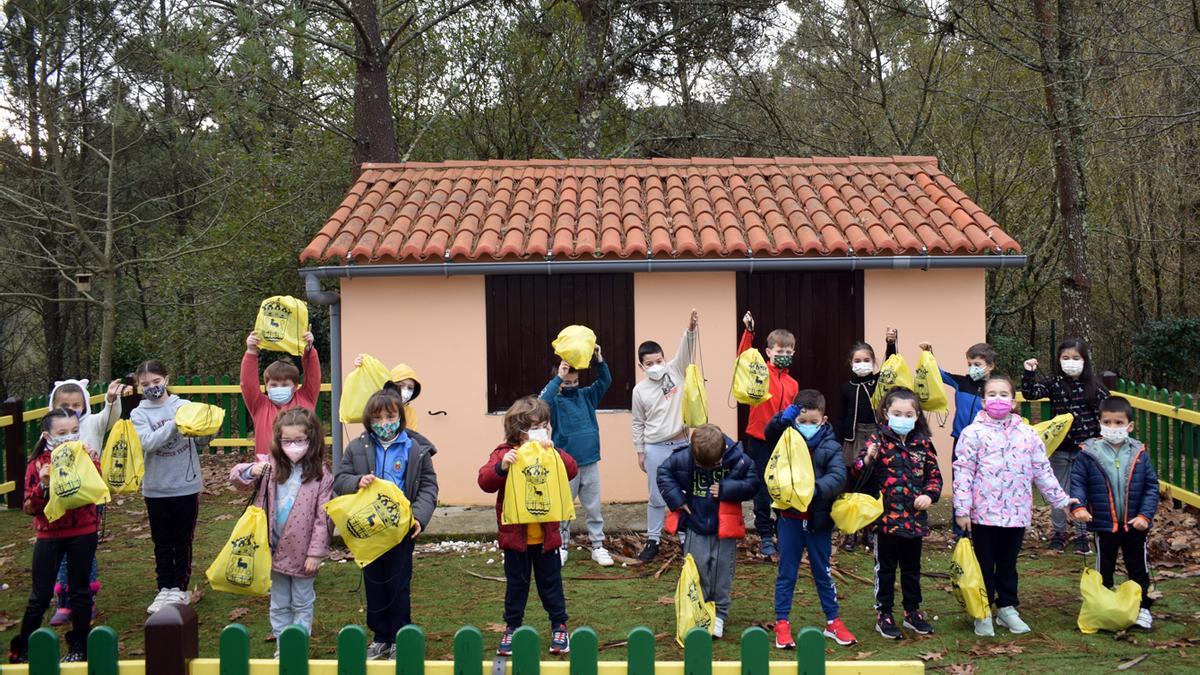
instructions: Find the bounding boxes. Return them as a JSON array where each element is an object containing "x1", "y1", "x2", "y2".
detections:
[
  {"x1": 213, "y1": 514, "x2": 235, "y2": 522},
  {"x1": 1117, "y1": 653, "x2": 1150, "y2": 671},
  {"x1": 919, "y1": 650, "x2": 945, "y2": 662},
  {"x1": 945, "y1": 664, "x2": 976, "y2": 675},
  {"x1": 655, "y1": 596, "x2": 674, "y2": 605},
  {"x1": 485, "y1": 622, "x2": 507, "y2": 633},
  {"x1": 852, "y1": 651, "x2": 875, "y2": 660},
  {"x1": 229, "y1": 607, "x2": 249, "y2": 621}
]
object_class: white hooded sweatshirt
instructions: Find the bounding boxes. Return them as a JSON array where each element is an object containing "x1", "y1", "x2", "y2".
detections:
[{"x1": 48, "y1": 379, "x2": 121, "y2": 457}]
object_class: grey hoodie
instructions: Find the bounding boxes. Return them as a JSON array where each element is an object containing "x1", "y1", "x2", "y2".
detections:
[{"x1": 130, "y1": 394, "x2": 205, "y2": 498}]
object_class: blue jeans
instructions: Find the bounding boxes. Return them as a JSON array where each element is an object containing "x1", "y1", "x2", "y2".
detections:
[{"x1": 775, "y1": 517, "x2": 838, "y2": 621}]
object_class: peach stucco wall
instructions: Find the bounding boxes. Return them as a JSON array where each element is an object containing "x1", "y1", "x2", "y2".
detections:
[
  {"x1": 338, "y1": 267, "x2": 985, "y2": 505},
  {"x1": 863, "y1": 268, "x2": 987, "y2": 491}
]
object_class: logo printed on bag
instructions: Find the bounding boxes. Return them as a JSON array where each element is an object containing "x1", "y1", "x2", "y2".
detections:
[
  {"x1": 51, "y1": 447, "x2": 82, "y2": 498},
  {"x1": 747, "y1": 361, "x2": 769, "y2": 400},
  {"x1": 107, "y1": 439, "x2": 128, "y2": 487},
  {"x1": 523, "y1": 462, "x2": 551, "y2": 516},
  {"x1": 764, "y1": 452, "x2": 782, "y2": 502},
  {"x1": 914, "y1": 365, "x2": 931, "y2": 401},
  {"x1": 225, "y1": 534, "x2": 258, "y2": 587},
  {"x1": 259, "y1": 300, "x2": 292, "y2": 343},
  {"x1": 345, "y1": 493, "x2": 404, "y2": 539},
  {"x1": 686, "y1": 581, "x2": 712, "y2": 628}
]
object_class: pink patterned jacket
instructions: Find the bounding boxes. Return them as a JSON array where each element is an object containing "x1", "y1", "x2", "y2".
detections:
[{"x1": 953, "y1": 411, "x2": 1071, "y2": 528}]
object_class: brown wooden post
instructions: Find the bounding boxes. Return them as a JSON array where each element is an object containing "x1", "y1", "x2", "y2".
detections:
[
  {"x1": 145, "y1": 603, "x2": 199, "y2": 675},
  {"x1": 1101, "y1": 370, "x2": 1118, "y2": 391},
  {"x1": 4, "y1": 397, "x2": 25, "y2": 509}
]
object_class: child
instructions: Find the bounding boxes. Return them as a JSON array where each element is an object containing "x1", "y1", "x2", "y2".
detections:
[
  {"x1": 953, "y1": 375, "x2": 1077, "y2": 636},
  {"x1": 836, "y1": 330, "x2": 897, "y2": 551},
  {"x1": 657, "y1": 424, "x2": 756, "y2": 639},
  {"x1": 764, "y1": 390, "x2": 855, "y2": 648},
  {"x1": 917, "y1": 342, "x2": 998, "y2": 446},
  {"x1": 350, "y1": 356, "x2": 425, "y2": 431},
  {"x1": 130, "y1": 360, "x2": 207, "y2": 615},
  {"x1": 333, "y1": 389, "x2": 439, "y2": 660},
  {"x1": 8, "y1": 409, "x2": 101, "y2": 663},
  {"x1": 1070, "y1": 397, "x2": 1159, "y2": 630},
  {"x1": 242, "y1": 328, "x2": 320, "y2": 460},
  {"x1": 631, "y1": 309, "x2": 698, "y2": 562},
  {"x1": 539, "y1": 344, "x2": 613, "y2": 567},
  {"x1": 478, "y1": 397, "x2": 579, "y2": 656},
  {"x1": 1023, "y1": 338, "x2": 1110, "y2": 554},
  {"x1": 46, "y1": 378, "x2": 129, "y2": 625},
  {"x1": 230, "y1": 407, "x2": 332, "y2": 653},
  {"x1": 851, "y1": 387, "x2": 942, "y2": 640},
  {"x1": 736, "y1": 311, "x2": 798, "y2": 559}
]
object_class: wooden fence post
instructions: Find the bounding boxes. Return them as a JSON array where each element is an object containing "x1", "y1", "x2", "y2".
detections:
[
  {"x1": 1101, "y1": 370, "x2": 1118, "y2": 391},
  {"x1": 739, "y1": 626, "x2": 769, "y2": 675},
  {"x1": 626, "y1": 626, "x2": 655, "y2": 675},
  {"x1": 219, "y1": 623, "x2": 251, "y2": 675},
  {"x1": 396, "y1": 624, "x2": 426, "y2": 675},
  {"x1": 145, "y1": 604, "x2": 199, "y2": 675},
  {"x1": 4, "y1": 397, "x2": 25, "y2": 508}
]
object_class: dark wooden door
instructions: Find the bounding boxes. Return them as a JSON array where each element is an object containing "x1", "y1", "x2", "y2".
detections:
[{"x1": 735, "y1": 271, "x2": 864, "y2": 438}]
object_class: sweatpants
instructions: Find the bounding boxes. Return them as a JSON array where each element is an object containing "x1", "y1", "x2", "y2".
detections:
[
  {"x1": 683, "y1": 531, "x2": 737, "y2": 620},
  {"x1": 743, "y1": 436, "x2": 775, "y2": 542},
  {"x1": 11, "y1": 533, "x2": 98, "y2": 656},
  {"x1": 971, "y1": 525, "x2": 1025, "y2": 609},
  {"x1": 363, "y1": 536, "x2": 415, "y2": 644},
  {"x1": 145, "y1": 493, "x2": 200, "y2": 590},
  {"x1": 874, "y1": 533, "x2": 923, "y2": 615},
  {"x1": 503, "y1": 545, "x2": 568, "y2": 629},
  {"x1": 644, "y1": 438, "x2": 688, "y2": 543},
  {"x1": 775, "y1": 517, "x2": 838, "y2": 621},
  {"x1": 560, "y1": 462, "x2": 605, "y2": 548},
  {"x1": 1050, "y1": 451, "x2": 1088, "y2": 537},
  {"x1": 1096, "y1": 530, "x2": 1153, "y2": 609},
  {"x1": 269, "y1": 572, "x2": 317, "y2": 637}
]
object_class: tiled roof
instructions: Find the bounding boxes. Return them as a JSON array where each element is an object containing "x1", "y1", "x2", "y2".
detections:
[{"x1": 300, "y1": 157, "x2": 1020, "y2": 263}]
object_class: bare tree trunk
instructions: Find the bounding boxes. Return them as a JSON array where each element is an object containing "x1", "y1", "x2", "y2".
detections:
[
  {"x1": 350, "y1": 0, "x2": 399, "y2": 168},
  {"x1": 575, "y1": 0, "x2": 609, "y2": 158}
]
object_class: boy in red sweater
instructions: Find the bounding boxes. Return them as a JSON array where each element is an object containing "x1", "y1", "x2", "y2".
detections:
[
  {"x1": 737, "y1": 311, "x2": 798, "y2": 559},
  {"x1": 241, "y1": 329, "x2": 321, "y2": 460}
]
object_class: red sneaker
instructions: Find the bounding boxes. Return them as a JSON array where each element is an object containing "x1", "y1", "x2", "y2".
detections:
[
  {"x1": 824, "y1": 618, "x2": 858, "y2": 646},
  {"x1": 774, "y1": 619, "x2": 795, "y2": 649}
]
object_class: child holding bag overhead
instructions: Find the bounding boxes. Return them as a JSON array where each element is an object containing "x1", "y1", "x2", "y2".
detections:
[
  {"x1": 7, "y1": 409, "x2": 102, "y2": 664},
  {"x1": 953, "y1": 375, "x2": 1077, "y2": 637},
  {"x1": 1023, "y1": 338, "x2": 1109, "y2": 554},
  {"x1": 851, "y1": 387, "x2": 942, "y2": 640},
  {"x1": 478, "y1": 397, "x2": 579, "y2": 657},
  {"x1": 836, "y1": 330, "x2": 896, "y2": 551},
  {"x1": 1070, "y1": 397, "x2": 1159, "y2": 630},
  {"x1": 333, "y1": 389, "x2": 439, "y2": 661},
  {"x1": 230, "y1": 408, "x2": 332, "y2": 650},
  {"x1": 241, "y1": 328, "x2": 321, "y2": 460},
  {"x1": 131, "y1": 360, "x2": 208, "y2": 615}
]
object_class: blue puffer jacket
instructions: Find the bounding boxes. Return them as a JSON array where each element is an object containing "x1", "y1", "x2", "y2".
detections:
[
  {"x1": 763, "y1": 416, "x2": 847, "y2": 532},
  {"x1": 1069, "y1": 437, "x2": 1159, "y2": 533},
  {"x1": 539, "y1": 361, "x2": 611, "y2": 466},
  {"x1": 657, "y1": 435, "x2": 758, "y2": 536}
]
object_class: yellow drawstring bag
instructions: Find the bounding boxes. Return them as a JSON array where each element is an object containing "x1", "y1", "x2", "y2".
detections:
[
  {"x1": 1077, "y1": 568, "x2": 1141, "y2": 633},
  {"x1": 501, "y1": 442, "x2": 576, "y2": 525},
  {"x1": 44, "y1": 441, "x2": 111, "y2": 523},
  {"x1": 552, "y1": 325, "x2": 596, "y2": 369},
  {"x1": 682, "y1": 364, "x2": 708, "y2": 427},
  {"x1": 913, "y1": 351, "x2": 949, "y2": 413},
  {"x1": 731, "y1": 348, "x2": 772, "y2": 405},
  {"x1": 254, "y1": 295, "x2": 309, "y2": 357},
  {"x1": 324, "y1": 478, "x2": 413, "y2": 568},
  {"x1": 764, "y1": 427, "x2": 815, "y2": 512},
  {"x1": 100, "y1": 419, "x2": 144, "y2": 495},
  {"x1": 951, "y1": 537, "x2": 991, "y2": 620},
  {"x1": 831, "y1": 492, "x2": 883, "y2": 534},
  {"x1": 675, "y1": 553, "x2": 717, "y2": 646},
  {"x1": 205, "y1": 504, "x2": 271, "y2": 596},
  {"x1": 175, "y1": 402, "x2": 225, "y2": 437},
  {"x1": 1034, "y1": 413, "x2": 1075, "y2": 457},
  {"x1": 872, "y1": 354, "x2": 914, "y2": 408},
  {"x1": 340, "y1": 354, "x2": 392, "y2": 423}
]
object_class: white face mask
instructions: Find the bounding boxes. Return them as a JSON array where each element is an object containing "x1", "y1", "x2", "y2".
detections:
[
  {"x1": 400, "y1": 387, "x2": 414, "y2": 403},
  {"x1": 644, "y1": 364, "x2": 666, "y2": 381},
  {"x1": 1100, "y1": 426, "x2": 1129, "y2": 444},
  {"x1": 47, "y1": 432, "x2": 79, "y2": 449},
  {"x1": 851, "y1": 362, "x2": 873, "y2": 377},
  {"x1": 1060, "y1": 359, "x2": 1084, "y2": 377},
  {"x1": 526, "y1": 428, "x2": 551, "y2": 444},
  {"x1": 968, "y1": 365, "x2": 987, "y2": 381}
]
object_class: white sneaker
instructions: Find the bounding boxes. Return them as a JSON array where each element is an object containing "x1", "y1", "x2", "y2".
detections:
[
  {"x1": 169, "y1": 587, "x2": 189, "y2": 605},
  {"x1": 994, "y1": 606, "x2": 1029, "y2": 634},
  {"x1": 146, "y1": 588, "x2": 170, "y2": 615},
  {"x1": 1135, "y1": 608, "x2": 1153, "y2": 630},
  {"x1": 712, "y1": 617, "x2": 725, "y2": 639},
  {"x1": 560, "y1": 548, "x2": 568, "y2": 567},
  {"x1": 974, "y1": 615, "x2": 995, "y2": 637},
  {"x1": 591, "y1": 547, "x2": 614, "y2": 567}
]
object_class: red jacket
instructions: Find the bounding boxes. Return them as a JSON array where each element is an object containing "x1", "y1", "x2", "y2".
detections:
[
  {"x1": 477, "y1": 443, "x2": 579, "y2": 553},
  {"x1": 24, "y1": 449, "x2": 102, "y2": 539},
  {"x1": 240, "y1": 346, "x2": 322, "y2": 459},
  {"x1": 737, "y1": 329, "x2": 798, "y2": 440}
]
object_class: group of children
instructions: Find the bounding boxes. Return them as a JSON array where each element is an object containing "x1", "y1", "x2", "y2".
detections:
[{"x1": 8, "y1": 307, "x2": 1162, "y2": 663}]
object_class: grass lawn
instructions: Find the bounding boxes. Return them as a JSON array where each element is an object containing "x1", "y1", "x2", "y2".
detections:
[{"x1": 1, "y1": 455, "x2": 1198, "y2": 673}]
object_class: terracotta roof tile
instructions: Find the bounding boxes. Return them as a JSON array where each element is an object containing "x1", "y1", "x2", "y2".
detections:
[{"x1": 301, "y1": 157, "x2": 1021, "y2": 262}]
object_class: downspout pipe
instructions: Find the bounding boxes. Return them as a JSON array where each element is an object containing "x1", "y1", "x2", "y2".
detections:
[{"x1": 304, "y1": 274, "x2": 343, "y2": 466}]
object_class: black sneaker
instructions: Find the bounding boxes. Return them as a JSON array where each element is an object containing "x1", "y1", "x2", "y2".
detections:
[
  {"x1": 875, "y1": 612, "x2": 902, "y2": 640},
  {"x1": 8, "y1": 650, "x2": 27, "y2": 665},
  {"x1": 637, "y1": 540, "x2": 660, "y2": 562},
  {"x1": 840, "y1": 533, "x2": 858, "y2": 553},
  {"x1": 1048, "y1": 531, "x2": 1067, "y2": 552},
  {"x1": 61, "y1": 652, "x2": 86, "y2": 662},
  {"x1": 903, "y1": 610, "x2": 934, "y2": 635},
  {"x1": 1074, "y1": 535, "x2": 1091, "y2": 556}
]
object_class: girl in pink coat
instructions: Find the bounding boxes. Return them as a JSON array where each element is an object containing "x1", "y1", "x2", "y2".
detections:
[
  {"x1": 230, "y1": 407, "x2": 333, "y2": 650},
  {"x1": 953, "y1": 375, "x2": 1078, "y2": 638}
]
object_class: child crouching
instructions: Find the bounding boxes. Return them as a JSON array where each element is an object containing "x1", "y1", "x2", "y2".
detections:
[{"x1": 657, "y1": 424, "x2": 758, "y2": 639}]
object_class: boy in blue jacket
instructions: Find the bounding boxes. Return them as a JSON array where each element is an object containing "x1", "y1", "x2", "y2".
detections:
[
  {"x1": 540, "y1": 345, "x2": 613, "y2": 567},
  {"x1": 1070, "y1": 397, "x2": 1159, "y2": 630},
  {"x1": 657, "y1": 424, "x2": 758, "y2": 639},
  {"x1": 764, "y1": 390, "x2": 855, "y2": 649}
]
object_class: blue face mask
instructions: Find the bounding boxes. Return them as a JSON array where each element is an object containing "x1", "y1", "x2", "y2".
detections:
[
  {"x1": 888, "y1": 415, "x2": 916, "y2": 436},
  {"x1": 796, "y1": 423, "x2": 821, "y2": 439},
  {"x1": 267, "y1": 386, "x2": 294, "y2": 405}
]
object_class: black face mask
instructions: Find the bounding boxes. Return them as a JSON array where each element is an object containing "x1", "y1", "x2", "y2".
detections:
[{"x1": 560, "y1": 385, "x2": 579, "y2": 396}]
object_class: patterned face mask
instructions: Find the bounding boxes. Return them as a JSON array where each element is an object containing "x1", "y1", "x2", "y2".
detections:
[
  {"x1": 371, "y1": 420, "x2": 401, "y2": 440},
  {"x1": 772, "y1": 354, "x2": 793, "y2": 368}
]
